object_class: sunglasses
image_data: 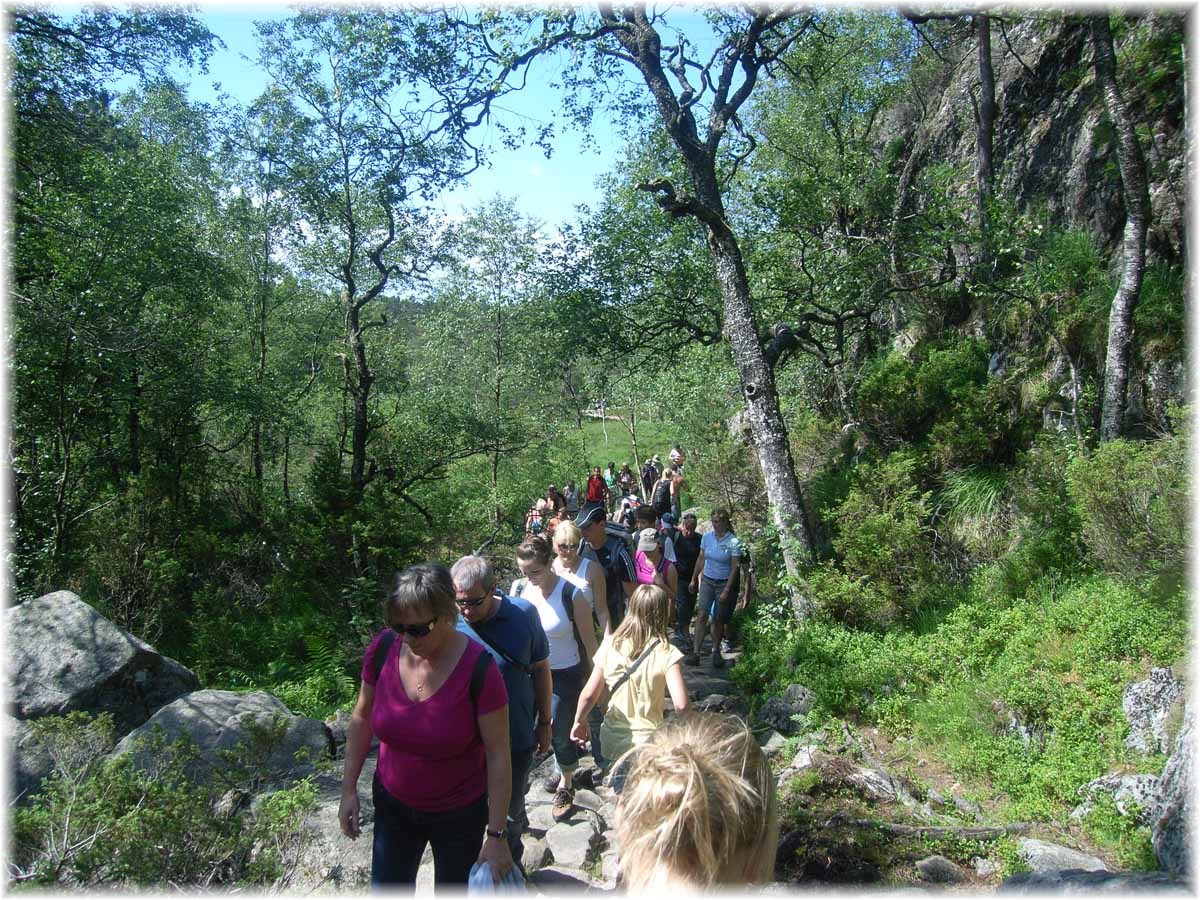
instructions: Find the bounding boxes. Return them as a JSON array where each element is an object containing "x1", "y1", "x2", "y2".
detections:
[
  {"x1": 555, "y1": 543, "x2": 579, "y2": 551},
  {"x1": 456, "y1": 591, "x2": 491, "y2": 609},
  {"x1": 391, "y1": 618, "x2": 438, "y2": 638}
]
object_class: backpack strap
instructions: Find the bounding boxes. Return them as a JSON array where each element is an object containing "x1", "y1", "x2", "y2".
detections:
[
  {"x1": 469, "y1": 648, "x2": 493, "y2": 711},
  {"x1": 372, "y1": 629, "x2": 399, "y2": 682},
  {"x1": 607, "y1": 639, "x2": 662, "y2": 699}
]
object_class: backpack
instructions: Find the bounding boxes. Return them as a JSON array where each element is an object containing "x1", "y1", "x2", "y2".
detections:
[
  {"x1": 651, "y1": 479, "x2": 671, "y2": 515},
  {"x1": 371, "y1": 631, "x2": 492, "y2": 710}
]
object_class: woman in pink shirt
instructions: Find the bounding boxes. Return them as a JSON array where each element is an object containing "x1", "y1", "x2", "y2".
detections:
[
  {"x1": 338, "y1": 564, "x2": 513, "y2": 888},
  {"x1": 634, "y1": 528, "x2": 678, "y2": 600}
]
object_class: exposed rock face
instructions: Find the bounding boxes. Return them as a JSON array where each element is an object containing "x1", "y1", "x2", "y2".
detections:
[
  {"x1": 999, "y1": 869, "x2": 1188, "y2": 893},
  {"x1": 112, "y1": 690, "x2": 332, "y2": 787},
  {"x1": 1018, "y1": 838, "x2": 1108, "y2": 873},
  {"x1": 1071, "y1": 773, "x2": 1160, "y2": 825},
  {"x1": 1152, "y1": 695, "x2": 1194, "y2": 877},
  {"x1": 916, "y1": 855, "x2": 969, "y2": 883},
  {"x1": 755, "y1": 683, "x2": 815, "y2": 735},
  {"x1": 8, "y1": 591, "x2": 199, "y2": 736},
  {"x1": 1123, "y1": 667, "x2": 1184, "y2": 755},
  {"x1": 11, "y1": 715, "x2": 53, "y2": 804}
]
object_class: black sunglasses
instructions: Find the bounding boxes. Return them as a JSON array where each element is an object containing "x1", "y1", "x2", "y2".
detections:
[
  {"x1": 391, "y1": 618, "x2": 438, "y2": 638},
  {"x1": 456, "y1": 591, "x2": 492, "y2": 609}
]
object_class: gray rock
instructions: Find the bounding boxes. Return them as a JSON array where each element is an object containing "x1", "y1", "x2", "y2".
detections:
[
  {"x1": 999, "y1": 869, "x2": 1188, "y2": 893},
  {"x1": 694, "y1": 693, "x2": 742, "y2": 714},
  {"x1": 973, "y1": 857, "x2": 1000, "y2": 879},
  {"x1": 111, "y1": 689, "x2": 331, "y2": 788},
  {"x1": 759, "y1": 730, "x2": 788, "y2": 757},
  {"x1": 324, "y1": 709, "x2": 351, "y2": 755},
  {"x1": 952, "y1": 792, "x2": 983, "y2": 821},
  {"x1": 755, "y1": 683, "x2": 814, "y2": 735},
  {"x1": 845, "y1": 764, "x2": 901, "y2": 802},
  {"x1": 11, "y1": 715, "x2": 53, "y2": 805},
  {"x1": 1153, "y1": 694, "x2": 1194, "y2": 876},
  {"x1": 544, "y1": 818, "x2": 600, "y2": 870},
  {"x1": 927, "y1": 787, "x2": 946, "y2": 808},
  {"x1": 916, "y1": 855, "x2": 969, "y2": 883},
  {"x1": 526, "y1": 799, "x2": 557, "y2": 834},
  {"x1": 572, "y1": 787, "x2": 604, "y2": 813},
  {"x1": 1071, "y1": 773, "x2": 1160, "y2": 825},
  {"x1": 1124, "y1": 667, "x2": 1184, "y2": 755},
  {"x1": 9, "y1": 591, "x2": 199, "y2": 737},
  {"x1": 523, "y1": 836, "x2": 551, "y2": 871},
  {"x1": 288, "y1": 755, "x2": 376, "y2": 893},
  {"x1": 1018, "y1": 838, "x2": 1108, "y2": 873},
  {"x1": 600, "y1": 846, "x2": 621, "y2": 885},
  {"x1": 528, "y1": 865, "x2": 592, "y2": 890}
]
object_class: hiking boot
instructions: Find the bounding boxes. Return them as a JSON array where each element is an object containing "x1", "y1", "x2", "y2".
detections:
[
  {"x1": 552, "y1": 788, "x2": 575, "y2": 822},
  {"x1": 683, "y1": 652, "x2": 701, "y2": 666},
  {"x1": 711, "y1": 648, "x2": 725, "y2": 669}
]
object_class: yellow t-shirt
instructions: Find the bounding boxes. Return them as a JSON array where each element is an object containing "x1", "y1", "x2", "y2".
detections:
[{"x1": 595, "y1": 635, "x2": 684, "y2": 763}]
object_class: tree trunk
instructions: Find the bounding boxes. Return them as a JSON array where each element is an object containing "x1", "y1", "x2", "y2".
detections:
[
  {"x1": 1091, "y1": 13, "x2": 1150, "y2": 441},
  {"x1": 345, "y1": 301, "x2": 374, "y2": 493},
  {"x1": 975, "y1": 13, "x2": 995, "y2": 279}
]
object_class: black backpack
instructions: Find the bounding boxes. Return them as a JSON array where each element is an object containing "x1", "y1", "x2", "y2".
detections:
[{"x1": 651, "y1": 478, "x2": 671, "y2": 515}]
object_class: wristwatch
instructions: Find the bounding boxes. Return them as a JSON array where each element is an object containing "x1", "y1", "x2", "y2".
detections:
[{"x1": 486, "y1": 826, "x2": 508, "y2": 840}]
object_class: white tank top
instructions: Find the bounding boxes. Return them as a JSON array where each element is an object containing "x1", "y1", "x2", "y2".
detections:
[{"x1": 513, "y1": 577, "x2": 580, "y2": 670}]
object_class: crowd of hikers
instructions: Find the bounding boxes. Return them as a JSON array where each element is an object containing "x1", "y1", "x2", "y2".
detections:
[{"x1": 337, "y1": 444, "x2": 775, "y2": 892}]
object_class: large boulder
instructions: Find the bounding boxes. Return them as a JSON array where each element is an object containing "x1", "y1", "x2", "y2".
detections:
[
  {"x1": 8, "y1": 591, "x2": 198, "y2": 737},
  {"x1": 999, "y1": 870, "x2": 1188, "y2": 893},
  {"x1": 1018, "y1": 839, "x2": 1107, "y2": 873},
  {"x1": 112, "y1": 690, "x2": 331, "y2": 788},
  {"x1": 1123, "y1": 667, "x2": 1184, "y2": 755},
  {"x1": 11, "y1": 715, "x2": 53, "y2": 804},
  {"x1": 755, "y1": 683, "x2": 814, "y2": 735},
  {"x1": 1071, "y1": 773, "x2": 1160, "y2": 825},
  {"x1": 1152, "y1": 695, "x2": 1194, "y2": 877}
]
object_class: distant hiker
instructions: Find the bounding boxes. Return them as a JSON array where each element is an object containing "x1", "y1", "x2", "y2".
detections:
[
  {"x1": 640, "y1": 457, "x2": 659, "y2": 497},
  {"x1": 551, "y1": 520, "x2": 608, "y2": 636},
  {"x1": 338, "y1": 564, "x2": 512, "y2": 887},
  {"x1": 562, "y1": 479, "x2": 580, "y2": 519},
  {"x1": 617, "y1": 462, "x2": 636, "y2": 500},
  {"x1": 525, "y1": 504, "x2": 544, "y2": 535},
  {"x1": 634, "y1": 528, "x2": 678, "y2": 602},
  {"x1": 451, "y1": 556, "x2": 552, "y2": 870},
  {"x1": 634, "y1": 505, "x2": 676, "y2": 565},
  {"x1": 577, "y1": 504, "x2": 636, "y2": 634},
  {"x1": 546, "y1": 484, "x2": 566, "y2": 513},
  {"x1": 604, "y1": 462, "x2": 619, "y2": 514},
  {"x1": 723, "y1": 544, "x2": 757, "y2": 653},
  {"x1": 669, "y1": 466, "x2": 686, "y2": 521},
  {"x1": 618, "y1": 492, "x2": 642, "y2": 530},
  {"x1": 510, "y1": 535, "x2": 598, "y2": 824},
  {"x1": 570, "y1": 584, "x2": 688, "y2": 793},
  {"x1": 615, "y1": 711, "x2": 778, "y2": 890},
  {"x1": 685, "y1": 509, "x2": 744, "y2": 670},
  {"x1": 668, "y1": 444, "x2": 686, "y2": 470},
  {"x1": 650, "y1": 468, "x2": 673, "y2": 520},
  {"x1": 670, "y1": 513, "x2": 702, "y2": 649},
  {"x1": 585, "y1": 466, "x2": 608, "y2": 507}
]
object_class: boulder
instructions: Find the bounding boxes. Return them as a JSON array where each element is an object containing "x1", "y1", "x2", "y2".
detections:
[
  {"x1": 973, "y1": 857, "x2": 1000, "y2": 879},
  {"x1": 1153, "y1": 694, "x2": 1194, "y2": 877},
  {"x1": 759, "y1": 730, "x2": 788, "y2": 757},
  {"x1": 694, "y1": 693, "x2": 743, "y2": 714},
  {"x1": 1018, "y1": 839, "x2": 1108, "y2": 873},
  {"x1": 1071, "y1": 773, "x2": 1160, "y2": 825},
  {"x1": 11, "y1": 715, "x2": 53, "y2": 804},
  {"x1": 755, "y1": 683, "x2": 814, "y2": 735},
  {"x1": 528, "y1": 865, "x2": 592, "y2": 890},
  {"x1": 916, "y1": 855, "x2": 969, "y2": 883},
  {"x1": 522, "y1": 835, "x2": 551, "y2": 871},
  {"x1": 526, "y1": 798, "x2": 558, "y2": 835},
  {"x1": 544, "y1": 818, "x2": 600, "y2": 870},
  {"x1": 999, "y1": 870, "x2": 1188, "y2": 893},
  {"x1": 1123, "y1": 667, "x2": 1184, "y2": 755},
  {"x1": 112, "y1": 690, "x2": 331, "y2": 787},
  {"x1": 9, "y1": 591, "x2": 199, "y2": 736}
]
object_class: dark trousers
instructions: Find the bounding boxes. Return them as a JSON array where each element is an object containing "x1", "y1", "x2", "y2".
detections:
[
  {"x1": 550, "y1": 665, "x2": 584, "y2": 770},
  {"x1": 508, "y1": 746, "x2": 534, "y2": 864},
  {"x1": 675, "y1": 574, "x2": 697, "y2": 637},
  {"x1": 370, "y1": 775, "x2": 487, "y2": 890}
]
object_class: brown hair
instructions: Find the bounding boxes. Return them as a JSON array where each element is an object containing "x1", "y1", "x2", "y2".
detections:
[
  {"x1": 387, "y1": 563, "x2": 458, "y2": 623},
  {"x1": 515, "y1": 533, "x2": 554, "y2": 567},
  {"x1": 617, "y1": 711, "x2": 778, "y2": 890}
]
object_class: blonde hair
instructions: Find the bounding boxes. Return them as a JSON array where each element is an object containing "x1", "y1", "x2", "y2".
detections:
[
  {"x1": 617, "y1": 712, "x2": 778, "y2": 890},
  {"x1": 610, "y1": 583, "x2": 670, "y2": 660},
  {"x1": 553, "y1": 520, "x2": 583, "y2": 549}
]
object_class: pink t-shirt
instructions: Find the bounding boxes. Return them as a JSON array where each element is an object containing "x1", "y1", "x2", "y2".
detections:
[
  {"x1": 634, "y1": 550, "x2": 670, "y2": 586},
  {"x1": 362, "y1": 629, "x2": 507, "y2": 811}
]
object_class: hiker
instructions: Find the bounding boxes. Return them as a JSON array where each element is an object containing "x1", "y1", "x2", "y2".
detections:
[
  {"x1": 575, "y1": 503, "x2": 636, "y2": 639},
  {"x1": 511, "y1": 535, "x2": 598, "y2": 823},
  {"x1": 604, "y1": 462, "x2": 619, "y2": 515},
  {"x1": 569, "y1": 584, "x2": 688, "y2": 793},
  {"x1": 634, "y1": 505, "x2": 676, "y2": 564},
  {"x1": 649, "y1": 467, "x2": 674, "y2": 523},
  {"x1": 585, "y1": 466, "x2": 608, "y2": 508},
  {"x1": 723, "y1": 544, "x2": 757, "y2": 653},
  {"x1": 640, "y1": 457, "x2": 659, "y2": 498},
  {"x1": 685, "y1": 508, "x2": 744, "y2": 670},
  {"x1": 615, "y1": 711, "x2": 778, "y2": 890},
  {"x1": 545, "y1": 484, "x2": 565, "y2": 514},
  {"x1": 551, "y1": 520, "x2": 608, "y2": 635},
  {"x1": 617, "y1": 462, "x2": 636, "y2": 500},
  {"x1": 634, "y1": 528, "x2": 678, "y2": 602},
  {"x1": 617, "y1": 492, "x2": 642, "y2": 530},
  {"x1": 562, "y1": 479, "x2": 580, "y2": 519},
  {"x1": 338, "y1": 564, "x2": 513, "y2": 887},
  {"x1": 670, "y1": 513, "x2": 703, "y2": 649},
  {"x1": 668, "y1": 444, "x2": 686, "y2": 470},
  {"x1": 668, "y1": 466, "x2": 686, "y2": 521},
  {"x1": 451, "y1": 556, "x2": 552, "y2": 871}
]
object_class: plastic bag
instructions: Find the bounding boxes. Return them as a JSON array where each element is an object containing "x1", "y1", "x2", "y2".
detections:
[{"x1": 467, "y1": 861, "x2": 527, "y2": 895}]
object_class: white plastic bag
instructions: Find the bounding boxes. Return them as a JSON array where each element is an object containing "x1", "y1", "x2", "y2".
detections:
[{"x1": 467, "y1": 861, "x2": 527, "y2": 895}]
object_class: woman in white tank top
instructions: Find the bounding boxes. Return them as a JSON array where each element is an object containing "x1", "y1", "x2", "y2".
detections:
[{"x1": 550, "y1": 519, "x2": 610, "y2": 635}]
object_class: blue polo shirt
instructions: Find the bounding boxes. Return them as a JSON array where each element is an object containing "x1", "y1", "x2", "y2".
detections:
[{"x1": 457, "y1": 593, "x2": 549, "y2": 753}]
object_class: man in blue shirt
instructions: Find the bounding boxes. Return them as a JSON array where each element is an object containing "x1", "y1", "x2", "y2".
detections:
[{"x1": 452, "y1": 556, "x2": 551, "y2": 869}]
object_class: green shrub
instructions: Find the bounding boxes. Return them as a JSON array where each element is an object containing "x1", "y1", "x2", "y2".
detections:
[{"x1": 1066, "y1": 427, "x2": 1188, "y2": 578}]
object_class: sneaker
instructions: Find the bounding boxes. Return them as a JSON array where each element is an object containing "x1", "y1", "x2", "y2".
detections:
[
  {"x1": 552, "y1": 788, "x2": 575, "y2": 822},
  {"x1": 712, "y1": 649, "x2": 725, "y2": 669},
  {"x1": 543, "y1": 773, "x2": 562, "y2": 794},
  {"x1": 683, "y1": 652, "x2": 701, "y2": 666}
]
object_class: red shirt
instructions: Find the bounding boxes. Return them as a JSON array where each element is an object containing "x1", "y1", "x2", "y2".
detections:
[
  {"x1": 362, "y1": 630, "x2": 507, "y2": 811},
  {"x1": 586, "y1": 474, "x2": 606, "y2": 502}
]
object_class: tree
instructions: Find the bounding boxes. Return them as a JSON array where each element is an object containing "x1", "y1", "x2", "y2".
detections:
[
  {"x1": 1090, "y1": 12, "x2": 1150, "y2": 441},
  {"x1": 542, "y1": 7, "x2": 821, "y2": 608}
]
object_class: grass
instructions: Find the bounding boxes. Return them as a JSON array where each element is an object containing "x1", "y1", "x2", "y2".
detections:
[{"x1": 576, "y1": 413, "x2": 677, "y2": 473}]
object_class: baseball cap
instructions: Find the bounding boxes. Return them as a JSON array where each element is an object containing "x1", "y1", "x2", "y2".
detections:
[
  {"x1": 576, "y1": 504, "x2": 606, "y2": 527},
  {"x1": 660, "y1": 513, "x2": 677, "y2": 527},
  {"x1": 637, "y1": 528, "x2": 660, "y2": 551}
]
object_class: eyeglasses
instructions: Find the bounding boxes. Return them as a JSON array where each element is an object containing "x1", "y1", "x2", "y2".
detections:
[
  {"x1": 391, "y1": 618, "x2": 438, "y2": 638},
  {"x1": 456, "y1": 591, "x2": 491, "y2": 609},
  {"x1": 555, "y1": 543, "x2": 579, "y2": 552}
]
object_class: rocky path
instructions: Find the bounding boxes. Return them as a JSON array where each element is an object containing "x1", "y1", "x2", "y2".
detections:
[{"x1": 293, "y1": 642, "x2": 743, "y2": 894}]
